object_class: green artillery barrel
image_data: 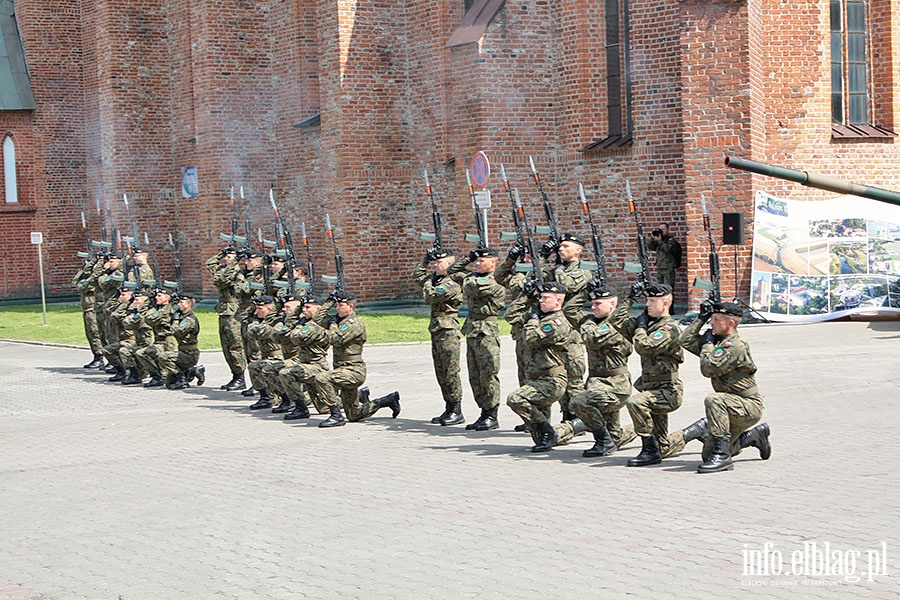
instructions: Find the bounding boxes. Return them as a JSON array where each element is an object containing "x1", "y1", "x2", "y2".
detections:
[{"x1": 725, "y1": 155, "x2": 900, "y2": 207}]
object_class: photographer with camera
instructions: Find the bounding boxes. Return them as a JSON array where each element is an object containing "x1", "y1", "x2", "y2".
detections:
[{"x1": 647, "y1": 223, "x2": 682, "y2": 313}]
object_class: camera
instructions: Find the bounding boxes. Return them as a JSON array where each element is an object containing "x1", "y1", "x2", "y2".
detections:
[{"x1": 652, "y1": 228, "x2": 663, "y2": 237}]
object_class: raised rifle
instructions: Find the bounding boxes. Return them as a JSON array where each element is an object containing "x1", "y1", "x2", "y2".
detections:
[
  {"x1": 218, "y1": 185, "x2": 248, "y2": 247},
  {"x1": 418, "y1": 169, "x2": 444, "y2": 252},
  {"x1": 623, "y1": 180, "x2": 653, "y2": 292},
  {"x1": 527, "y1": 156, "x2": 560, "y2": 249},
  {"x1": 321, "y1": 214, "x2": 345, "y2": 295},
  {"x1": 143, "y1": 232, "x2": 162, "y2": 289},
  {"x1": 121, "y1": 193, "x2": 142, "y2": 289},
  {"x1": 692, "y1": 194, "x2": 721, "y2": 302},
  {"x1": 464, "y1": 169, "x2": 488, "y2": 249},
  {"x1": 267, "y1": 188, "x2": 307, "y2": 295},
  {"x1": 77, "y1": 210, "x2": 93, "y2": 260},
  {"x1": 498, "y1": 163, "x2": 527, "y2": 249},
  {"x1": 164, "y1": 232, "x2": 184, "y2": 294},
  {"x1": 512, "y1": 188, "x2": 545, "y2": 292},
  {"x1": 300, "y1": 222, "x2": 315, "y2": 296},
  {"x1": 90, "y1": 198, "x2": 113, "y2": 256},
  {"x1": 578, "y1": 183, "x2": 609, "y2": 290}
]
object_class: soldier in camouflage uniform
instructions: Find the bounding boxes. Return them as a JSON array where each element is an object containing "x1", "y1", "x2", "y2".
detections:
[
  {"x1": 671, "y1": 300, "x2": 771, "y2": 473},
  {"x1": 135, "y1": 288, "x2": 177, "y2": 387},
  {"x1": 125, "y1": 247, "x2": 155, "y2": 292},
  {"x1": 118, "y1": 290, "x2": 154, "y2": 385},
  {"x1": 552, "y1": 286, "x2": 636, "y2": 455},
  {"x1": 313, "y1": 291, "x2": 401, "y2": 427},
  {"x1": 448, "y1": 247, "x2": 507, "y2": 431},
  {"x1": 159, "y1": 293, "x2": 202, "y2": 390},
  {"x1": 233, "y1": 249, "x2": 266, "y2": 396},
  {"x1": 506, "y1": 282, "x2": 571, "y2": 452},
  {"x1": 496, "y1": 245, "x2": 535, "y2": 433},
  {"x1": 73, "y1": 255, "x2": 105, "y2": 368},
  {"x1": 412, "y1": 247, "x2": 465, "y2": 426},
  {"x1": 245, "y1": 295, "x2": 286, "y2": 410},
  {"x1": 648, "y1": 223, "x2": 680, "y2": 313},
  {"x1": 610, "y1": 283, "x2": 684, "y2": 467},
  {"x1": 205, "y1": 246, "x2": 246, "y2": 391},
  {"x1": 95, "y1": 253, "x2": 125, "y2": 373},
  {"x1": 540, "y1": 233, "x2": 591, "y2": 421},
  {"x1": 278, "y1": 295, "x2": 332, "y2": 421},
  {"x1": 100, "y1": 286, "x2": 131, "y2": 381}
]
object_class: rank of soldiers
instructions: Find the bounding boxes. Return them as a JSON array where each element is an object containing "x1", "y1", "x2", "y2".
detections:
[{"x1": 72, "y1": 173, "x2": 770, "y2": 474}]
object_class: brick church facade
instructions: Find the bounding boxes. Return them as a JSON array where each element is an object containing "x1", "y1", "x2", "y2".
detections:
[{"x1": 1, "y1": 0, "x2": 899, "y2": 307}]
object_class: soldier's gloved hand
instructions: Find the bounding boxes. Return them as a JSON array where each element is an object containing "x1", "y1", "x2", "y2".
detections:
[
  {"x1": 629, "y1": 281, "x2": 645, "y2": 301},
  {"x1": 538, "y1": 239, "x2": 558, "y2": 259},
  {"x1": 522, "y1": 278, "x2": 538, "y2": 299},
  {"x1": 527, "y1": 307, "x2": 541, "y2": 322},
  {"x1": 327, "y1": 290, "x2": 341, "y2": 303},
  {"x1": 698, "y1": 299, "x2": 715, "y2": 322},
  {"x1": 701, "y1": 330, "x2": 716, "y2": 347},
  {"x1": 507, "y1": 244, "x2": 526, "y2": 261},
  {"x1": 635, "y1": 309, "x2": 649, "y2": 331},
  {"x1": 468, "y1": 248, "x2": 481, "y2": 262},
  {"x1": 425, "y1": 248, "x2": 440, "y2": 263}
]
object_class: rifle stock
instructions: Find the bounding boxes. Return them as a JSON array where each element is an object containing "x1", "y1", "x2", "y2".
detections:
[{"x1": 692, "y1": 194, "x2": 722, "y2": 302}]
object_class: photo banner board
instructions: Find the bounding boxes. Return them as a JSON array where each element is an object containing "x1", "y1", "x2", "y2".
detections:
[{"x1": 750, "y1": 190, "x2": 900, "y2": 322}]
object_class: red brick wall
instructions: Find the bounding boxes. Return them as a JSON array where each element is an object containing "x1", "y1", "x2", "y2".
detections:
[{"x1": 2, "y1": 0, "x2": 899, "y2": 307}]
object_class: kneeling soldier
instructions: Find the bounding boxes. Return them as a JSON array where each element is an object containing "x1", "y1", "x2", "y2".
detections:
[
  {"x1": 675, "y1": 300, "x2": 770, "y2": 473},
  {"x1": 506, "y1": 281, "x2": 571, "y2": 452},
  {"x1": 160, "y1": 293, "x2": 202, "y2": 390}
]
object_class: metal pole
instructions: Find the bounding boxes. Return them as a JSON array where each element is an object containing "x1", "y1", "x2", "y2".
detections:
[{"x1": 37, "y1": 242, "x2": 47, "y2": 325}]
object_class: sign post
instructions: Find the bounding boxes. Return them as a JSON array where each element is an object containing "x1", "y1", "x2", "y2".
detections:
[
  {"x1": 30, "y1": 232, "x2": 47, "y2": 325},
  {"x1": 470, "y1": 152, "x2": 491, "y2": 246}
]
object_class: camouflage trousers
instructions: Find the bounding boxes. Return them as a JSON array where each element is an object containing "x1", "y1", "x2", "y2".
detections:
[
  {"x1": 626, "y1": 384, "x2": 683, "y2": 457},
  {"x1": 431, "y1": 327, "x2": 462, "y2": 404},
  {"x1": 241, "y1": 320, "x2": 262, "y2": 364},
  {"x1": 101, "y1": 340, "x2": 124, "y2": 368},
  {"x1": 135, "y1": 339, "x2": 177, "y2": 376},
  {"x1": 82, "y1": 307, "x2": 103, "y2": 355},
  {"x1": 159, "y1": 348, "x2": 200, "y2": 384},
  {"x1": 314, "y1": 361, "x2": 375, "y2": 421},
  {"x1": 249, "y1": 359, "x2": 286, "y2": 400},
  {"x1": 506, "y1": 374, "x2": 566, "y2": 446},
  {"x1": 218, "y1": 314, "x2": 246, "y2": 374},
  {"x1": 511, "y1": 326, "x2": 529, "y2": 387},
  {"x1": 560, "y1": 340, "x2": 586, "y2": 414},
  {"x1": 466, "y1": 332, "x2": 501, "y2": 410},
  {"x1": 93, "y1": 305, "x2": 109, "y2": 347},
  {"x1": 119, "y1": 342, "x2": 149, "y2": 373},
  {"x1": 666, "y1": 393, "x2": 763, "y2": 458},
  {"x1": 279, "y1": 359, "x2": 330, "y2": 414},
  {"x1": 557, "y1": 373, "x2": 635, "y2": 447}
]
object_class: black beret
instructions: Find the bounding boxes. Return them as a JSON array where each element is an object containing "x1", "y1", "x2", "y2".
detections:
[
  {"x1": 559, "y1": 232, "x2": 585, "y2": 246},
  {"x1": 645, "y1": 283, "x2": 673, "y2": 297},
  {"x1": 471, "y1": 247, "x2": 499, "y2": 258},
  {"x1": 332, "y1": 290, "x2": 356, "y2": 302},
  {"x1": 589, "y1": 285, "x2": 618, "y2": 300},
  {"x1": 431, "y1": 248, "x2": 454, "y2": 260},
  {"x1": 175, "y1": 292, "x2": 195, "y2": 301},
  {"x1": 713, "y1": 301, "x2": 743, "y2": 317},
  {"x1": 253, "y1": 294, "x2": 276, "y2": 306},
  {"x1": 539, "y1": 281, "x2": 566, "y2": 294}
]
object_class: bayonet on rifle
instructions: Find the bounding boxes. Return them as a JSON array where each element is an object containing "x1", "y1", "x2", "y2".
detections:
[{"x1": 692, "y1": 194, "x2": 721, "y2": 302}]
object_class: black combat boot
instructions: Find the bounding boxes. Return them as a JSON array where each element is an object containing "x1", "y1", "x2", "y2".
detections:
[
  {"x1": 531, "y1": 421, "x2": 559, "y2": 453},
  {"x1": 739, "y1": 423, "x2": 771, "y2": 460},
  {"x1": 319, "y1": 404, "x2": 347, "y2": 428},
  {"x1": 357, "y1": 387, "x2": 370, "y2": 404},
  {"x1": 249, "y1": 389, "x2": 272, "y2": 410},
  {"x1": 431, "y1": 402, "x2": 452, "y2": 424},
  {"x1": 84, "y1": 354, "x2": 105, "y2": 369},
  {"x1": 374, "y1": 391, "x2": 401, "y2": 418},
  {"x1": 569, "y1": 418, "x2": 588, "y2": 436},
  {"x1": 221, "y1": 373, "x2": 246, "y2": 391},
  {"x1": 167, "y1": 372, "x2": 188, "y2": 390},
  {"x1": 697, "y1": 436, "x2": 734, "y2": 473},
  {"x1": 284, "y1": 399, "x2": 311, "y2": 421},
  {"x1": 241, "y1": 387, "x2": 257, "y2": 397},
  {"x1": 466, "y1": 409, "x2": 488, "y2": 431},
  {"x1": 514, "y1": 423, "x2": 530, "y2": 433},
  {"x1": 682, "y1": 418, "x2": 709, "y2": 444},
  {"x1": 193, "y1": 365, "x2": 206, "y2": 386},
  {"x1": 440, "y1": 402, "x2": 464, "y2": 426},
  {"x1": 583, "y1": 425, "x2": 618, "y2": 457},
  {"x1": 627, "y1": 436, "x2": 662, "y2": 467},
  {"x1": 144, "y1": 372, "x2": 164, "y2": 388},
  {"x1": 104, "y1": 363, "x2": 119, "y2": 374},
  {"x1": 475, "y1": 406, "x2": 499, "y2": 431},
  {"x1": 121, "y1": 368, "x2": 143, "y2": 385},
  {"x1": 271, "y1": 396, "x2": 293, "y2": 414},
  {"x1": 108, "y1": 366, "x2": 126, "y2": 382}
]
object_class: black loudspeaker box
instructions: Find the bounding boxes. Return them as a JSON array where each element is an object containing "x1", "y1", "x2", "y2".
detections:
[{"x1": 722, "y1": 212, "x2": 745, "y2": 245}]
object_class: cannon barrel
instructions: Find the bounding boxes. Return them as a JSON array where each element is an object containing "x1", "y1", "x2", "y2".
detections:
[{"x1": 725, "y1": 155, "x2": 900, "y2": 207}]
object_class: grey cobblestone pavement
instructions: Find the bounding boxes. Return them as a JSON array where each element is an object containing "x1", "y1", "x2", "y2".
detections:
[{"x1": 0, "y1": 320, "x2": 898, "y2": 599}]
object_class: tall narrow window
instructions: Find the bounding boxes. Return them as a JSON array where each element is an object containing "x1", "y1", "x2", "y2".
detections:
[
  {"x1": 3, "y1": 136, "x2": 17, "y2": 203},
  {"x1": 831, "y1": 0, "x2": 869, "y2": 125}
]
